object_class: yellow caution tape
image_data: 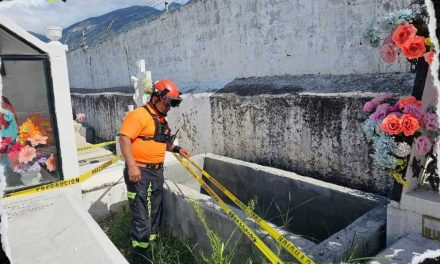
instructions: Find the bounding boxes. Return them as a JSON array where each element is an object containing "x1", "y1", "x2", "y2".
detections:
[
  {"x1": 2, "y1": 156, "x2": 121, "y2": 199},
  {"x1": 185, "y1": 157, "x2": 315, "y2": 264},
  {"x1": 173, "y1": 154, "x2": 284, "y2": 264},
  {"x1": 77, "y1": 141, "x2": 117, "y2": 151}
]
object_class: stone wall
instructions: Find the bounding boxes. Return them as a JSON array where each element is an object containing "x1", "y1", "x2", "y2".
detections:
[
  {"x1": 67, "y1": 0, "x2": 416, "y2": 194},
  {"x1": 71, "y1": 72, "x2": 415, "y2": 194},
  {"x1": 70, "y1": 93, "x2": 134, "y2": 140},
  {"x1": 211, "y1": 92, "x2": 386, "y2": 192},
  {"x1": 66, "y1": 0, "x2": 410, "y2": 91}
]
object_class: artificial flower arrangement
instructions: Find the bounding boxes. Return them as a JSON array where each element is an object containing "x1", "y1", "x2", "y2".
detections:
[
  {"x1": 363, "y1": 93, "x2": 438, "y2": 191},
  {"x1": 143, "y1": 79, "x2": 153, "y2": 95},
  {"x1": 75, "y1": 113, "x2": 86, "y2": 123},
  {"x1": 364, "y1": 0, "x2": 434, "y2": 67},
  {"x1": 0, "y1": 113, "x2": 56, "y2": 176}
]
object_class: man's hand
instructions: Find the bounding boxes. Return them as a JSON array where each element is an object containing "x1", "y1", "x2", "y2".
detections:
[
  {"x1": 127, "y1": 163, "x2": 141, "y2": 183},
  {"x1": 179, "y1": 147, "x2": 191, "y2": 159}
]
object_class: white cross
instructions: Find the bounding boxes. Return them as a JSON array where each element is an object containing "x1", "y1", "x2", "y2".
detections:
[{"x1": 131, "y1": 60, "x2": 152, "y2": 108}]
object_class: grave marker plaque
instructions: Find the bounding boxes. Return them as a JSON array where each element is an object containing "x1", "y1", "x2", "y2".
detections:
[{"x1": 422, "y1": 215, "x2": 440, "y2": 241}]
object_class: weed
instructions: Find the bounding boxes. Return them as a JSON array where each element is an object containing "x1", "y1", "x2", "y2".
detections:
[
  {"x1": 108, "y1": 209, "x2": 131, "y2": 256},
  {"x1": 189, "y1": 199, "x2": 234, "y2": 264},
  {"x1": 102, "y1": 209, "x2": 199, "y2": 263}
]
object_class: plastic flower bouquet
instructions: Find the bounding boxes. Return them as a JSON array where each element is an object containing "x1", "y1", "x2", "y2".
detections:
[
  {"x1": 363, "y1": 93, "x2": 438, "y2": 190},
  {"x1": 364, "y1": 0, "x2": 434, "y2": 67},
  {"x1": 6, "y1": 114, "x2": 56, "y2": 176},
  {"x1": 75, "y1": 113, "x2": 86, "y2": 123}
]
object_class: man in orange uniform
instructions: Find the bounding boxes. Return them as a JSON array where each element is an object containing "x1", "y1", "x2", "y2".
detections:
[{"x1": 119, "y1": 79, "x2": 190, "y2": 263}]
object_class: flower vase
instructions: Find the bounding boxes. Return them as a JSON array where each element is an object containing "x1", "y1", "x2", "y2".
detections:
[{"x1": 20, "y1": 171, "x2": 41, "y2": 186}]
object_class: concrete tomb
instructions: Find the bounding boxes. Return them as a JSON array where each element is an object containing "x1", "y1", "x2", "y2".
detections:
[
  {"x1": 0, "y1": 15, "x2": 126, "y2": 264},
  {"x1": 162, "y1": 153, "x2": 388, "y2": 263}
]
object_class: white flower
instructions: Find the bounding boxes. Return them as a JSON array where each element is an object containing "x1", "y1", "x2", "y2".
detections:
[{"x1": 393, "y1": 142, "x2": 412, "y2": 157}]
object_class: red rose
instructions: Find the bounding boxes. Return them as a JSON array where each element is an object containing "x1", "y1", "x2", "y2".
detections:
[
  {"x1": 402, "y1": 35, "x2": 426, "y2": 60},
  {"x1": 392, "y1": 24, "x2": 417, "y2": 49},
  {"x1": 400, "y1": 114, "x2": 420, "y2": 136}
]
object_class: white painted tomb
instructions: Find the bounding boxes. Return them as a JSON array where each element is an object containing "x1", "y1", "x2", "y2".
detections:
[{"x1": 0, "y1": 15, "x2": 127, "y2": 263}]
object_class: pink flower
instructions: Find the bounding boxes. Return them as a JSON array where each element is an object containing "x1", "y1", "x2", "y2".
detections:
[
  {"x1": 369, "y1": 103, "x2": 390, "y2": 121},
  {"x1": 9, "y1": 143, "x2": 23, "y2": 153},
  {"x1": 398, "y1": 96, "x2": 421, "y2": 109},
  {"x1": 388, "y1": 112, "x2": 402, "y2": 118},
  {"x1": 0, "y1": 137, "x2": 12, "y2": 152},
  {"x1": 380, "y1": 42, "x2": 398, "y2": 63},
  {"x1": 76, "y1": 113, "x2": 86, "y2": 123},
  {"x1": 364, "y1": 93, "x2": 393, "y2": 113},
  {"x1": 18, "y1": 145, "x2": 37, "y2": 164},
  {"x1": 387, "y1": 104, "x2": 400, "y2": 113},
  {"x1": 28, "y1": 134, "x2": 48, "y2": 147},
  {"x1": 424, "y1": 50, "x2": 434, "y2": 65},
  {"x1": 7, "y1": 143, "x2": 24, "y2": 165},
  {"x1": 46, "y1": 153, "x2": 56, "y2": 172},
  {"x1": 423, "y1": 112, "x2": 439, "y2": 131},
  {"x1": 383, "y1": 34, "x2": 393, "y2": 45},
  {"x1": 403, "y1": 103, "x2": 424, "y2": 121},
  {"x1": 415, "y1": 136, "x2": 432, "y2": 156},
  {"x1": 363, "y1": 101, "x2": 376, "y2": 113},
  {"x1": 373, "y1": 93, "x2": 392, "y2": 103}
]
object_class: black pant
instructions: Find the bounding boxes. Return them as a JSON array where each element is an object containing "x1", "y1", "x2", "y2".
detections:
[{"x1": 124, "y1": 165, "x2": 164, "y2": 264}]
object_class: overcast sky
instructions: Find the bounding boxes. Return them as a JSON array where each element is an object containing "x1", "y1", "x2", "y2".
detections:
[{"x1": 0, "y1": 0, "x2": 188, "y2": 34}]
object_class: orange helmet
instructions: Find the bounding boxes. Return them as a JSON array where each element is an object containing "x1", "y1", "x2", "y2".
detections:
[{"x1": 152, "y1": 79, "x2": 182, "y2": 107}]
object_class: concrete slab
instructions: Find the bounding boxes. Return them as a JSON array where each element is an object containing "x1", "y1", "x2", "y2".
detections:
[
  {"x1": 80, "y1": 160, "x2": 125, "y2": 192},
  {"x1": 80, "y1": 159, "x2": 127, "y2": 221},
  {"x1": 77, "y1": 148, "x2": 114, "y2": 166},
  {"x1": 369, "y1": 234, "x2": 440, "y2": 264},
  {"x1": 1, "y1": 188, "x2": 127, "y2": 264},
  {"x1": 82, "y1": 181, "x2": 127, "y2": 222},
  {"x1": 400, "y1": 186, "x2": 440, "y2": 220}
]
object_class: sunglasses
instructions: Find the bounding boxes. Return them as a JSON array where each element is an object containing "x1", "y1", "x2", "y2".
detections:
[{"x1": 162, "y1": 96, "x2": 182, "y2": 107}]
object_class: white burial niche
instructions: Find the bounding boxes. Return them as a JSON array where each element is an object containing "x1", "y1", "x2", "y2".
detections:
[{"x1": 0, "y1": 20, "x2": 64, "y2": 194}]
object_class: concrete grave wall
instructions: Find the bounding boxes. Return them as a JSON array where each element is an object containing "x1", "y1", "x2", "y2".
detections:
[
  {"x1": 202, "y1": 154, "x2": 387, "y2": 242},
  {"x1": 70, "y1": 92, "x2": 134, "y2": 140},
  {"x1": 67, "y1": 0, "x2": 416, "y2": 194},
  {"x1": 71, "y1": 72, "x2": 414, "y2": 194},
  {"x1": 66, "y1": 0, "x2": 411, "y2": 90},
  {"x1": 160, "y1": 154, "x2": 388, "y2": 263},
  {"x1": 162, "y1": 179, "x2": 316, "y2": 263}
]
